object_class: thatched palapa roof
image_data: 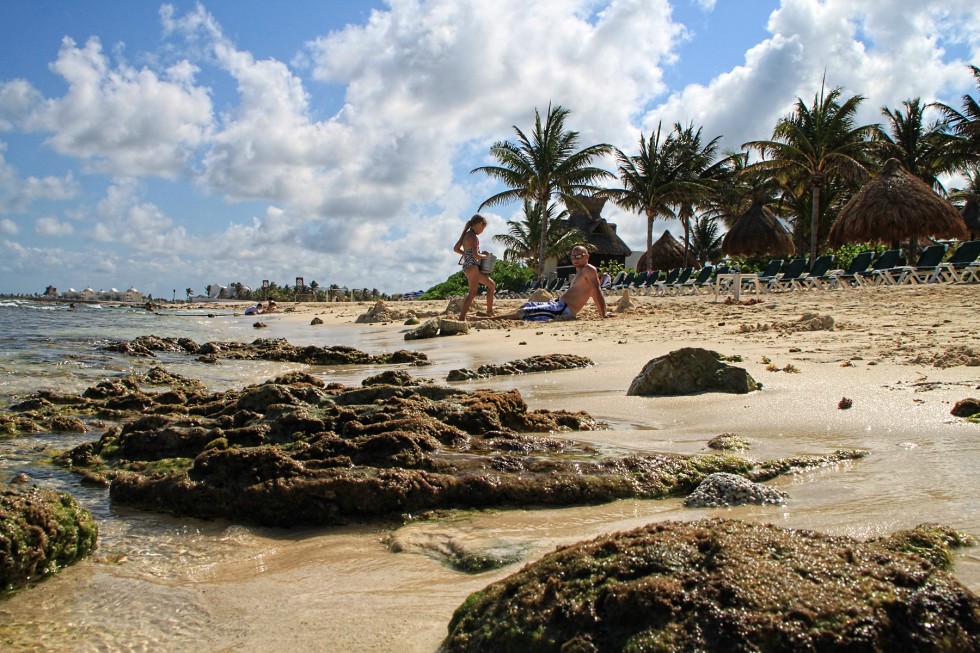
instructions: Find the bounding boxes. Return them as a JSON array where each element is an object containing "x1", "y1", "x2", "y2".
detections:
[
  {"x1": 563, "y1": 195, "x2": 631, "y2": 257},
  {"x1": 828, "y1": 159, "x2": 967, "y2": 248},
  {"x1": 722, "y1": 200, "x2": 796, "y2": 258},
  {"x1": 638, "y1": 230, "x2": 689, "y2": 271}
]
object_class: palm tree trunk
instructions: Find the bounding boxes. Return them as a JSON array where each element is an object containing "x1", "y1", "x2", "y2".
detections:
[
  {"x1": 537, "y1": 191, "x2": 550, "y2": 278},
  {"x1": 681, "y1": 205, "x2": 692, "y2": 266},
  {"x1": 646, "y1": 211, "x2": 654, "y2": 271},
  {"x1": 809, "y1": 184, "x2": 821, "y2": 267}
]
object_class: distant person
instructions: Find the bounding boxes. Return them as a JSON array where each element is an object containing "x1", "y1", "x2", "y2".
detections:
[
  {"x1": 453, "y1": 214, "x2": 496, "y2": 320},
  {"x1": 244, "y1": 303, "x2": 262, "y2": 316},
  {"x1": 266, "y1": 300, "x2": 277, "y2": 312},
  {"x1": 475, "y1": 245, "x2": 612, "y2": 322},
  {"x1": 600, "y1": 271, "x2": 612, "y2": 288}
]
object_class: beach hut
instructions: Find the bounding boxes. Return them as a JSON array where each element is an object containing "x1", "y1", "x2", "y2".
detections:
[
  {"x1": 637, "y1": 230, "x2": 689, "y2": 271},
  {"x1": 558, "y1": 195, "x2": 632, "y2": 273},
  {"x1": 721, "y1": 200, "x2": 796, "y2": 259},
  {"x1": 828, "y1": 159, "x2": 967, "y2": 253}
]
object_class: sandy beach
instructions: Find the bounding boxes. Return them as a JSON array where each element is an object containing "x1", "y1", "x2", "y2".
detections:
[
  {"x1": 168, "y1": 283, "x2": 980, "y2": 648},
  {"x1": 5, "y1": 283, "x2": 980, "y2": 652}
]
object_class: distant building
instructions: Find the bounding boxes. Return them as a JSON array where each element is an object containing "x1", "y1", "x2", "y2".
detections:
[{"x1": 58, "y1": 286, "x2": 142, "y2": 302}]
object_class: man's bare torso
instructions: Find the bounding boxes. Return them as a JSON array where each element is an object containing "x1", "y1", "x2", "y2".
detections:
[{"x1": 559, "y1": 264, "x2": 600, "y2": 315}]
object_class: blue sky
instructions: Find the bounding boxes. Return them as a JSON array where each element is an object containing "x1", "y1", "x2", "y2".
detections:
[{"x1": 1, "y1": 0, "x2": 977, "y2": 298}]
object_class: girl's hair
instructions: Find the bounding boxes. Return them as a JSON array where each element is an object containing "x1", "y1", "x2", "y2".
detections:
[{"x1": 459, "y1": 214, "x2": 487, "y2": 240}]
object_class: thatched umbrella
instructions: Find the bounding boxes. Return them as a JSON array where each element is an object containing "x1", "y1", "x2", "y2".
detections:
[
  {"x1": 720, "y1": 200, "x2": 796, "y2": 301},
  {"x1": 828, "y1": 158, "x2": 967, "y2": 249},
  {"x1": 961, "y1": 198, "x2": 980, "y2": 240},
  {"x1": 638, "y1": 230, "x2": 688, "y2": 271},
  {"x1": 721, "y1": 200, "x2": 796, "y2": 259}
]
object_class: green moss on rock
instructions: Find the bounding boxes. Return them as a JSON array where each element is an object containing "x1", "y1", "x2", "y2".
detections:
[
  {"x1": 0, "y1": 486, "x2": 98, "y2": 594},
  {"x1": 443, "y1": 519, "x2": 980, "y2": 653}
]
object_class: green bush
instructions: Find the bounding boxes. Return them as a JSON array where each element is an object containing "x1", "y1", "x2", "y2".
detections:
[{"x1": 421, "y1": 260, "x2": 535, "y2": 300}]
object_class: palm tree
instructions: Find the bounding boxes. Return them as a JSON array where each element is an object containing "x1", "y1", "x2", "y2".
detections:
[
  {"x1": 934, "y1": 65, "x2": 980, "y2": 169},
  {"x1": 689, "y1": 215, "x2": 724, "y2": 266},
  {"x1": 743, "y1": 84, "x2": 876, "y2": 264},
  {"x1": 669, "y1": 122, "x2": 727, "y2": 264},
  {"x1": 875, "y1": 98, "x2": 955, "y2": 190},
  {"x1": 472, "y1": 105, "x2": 613, "y2": 277},
  {"x1": 492, "y1": 200, "x2": 586, "y2": 270},
  {"x1": 604, "y1": 125, "x2": 685, "y2": 270},
  {"x1": 949, "y1": 167, "x2": 980, "y2": 240}
]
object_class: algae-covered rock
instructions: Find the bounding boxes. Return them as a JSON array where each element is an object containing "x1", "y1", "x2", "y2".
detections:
[
  {"x1": 443, "y1": 518, "x2": 980, "y2": 653},
  {"x1": 48, "y1": 368, "x2": 862, "y2": 528},
  {"x1": 447, "y1": 354, "x2": 594, "y2": 382},
  {"x1": 103, "y1": 336, "x2": 431, "y2": 367},
  {"x1": 627, "y1": 347, "x2": 760, "y2": 396},
  {"x1": 950, "y1": 397, "x2": 980, "y2": 418},
  {"x1": 0, "y1": 487, "x2": 98, "y2": 594}
]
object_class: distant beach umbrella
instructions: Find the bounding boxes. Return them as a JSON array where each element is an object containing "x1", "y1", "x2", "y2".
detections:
[
  {"x1": 828, "y1": 158, "x2": 967, "y2": 248},
  {"x1": 638, "y1": 229, "x2": 689, "y2": 271},
  {"x1": 721, "y1": 200, "x2": 796, "y2": 258},
  {"x1": 961, "y1": 198, "x2": 980, "y2": 239}
]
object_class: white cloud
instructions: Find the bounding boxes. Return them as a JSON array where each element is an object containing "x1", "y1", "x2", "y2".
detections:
[
  {"x1": 0, "y1": 141, "x2": 80, "y2": 214},
  {"x1": 90, "y1": 178, "x2": 188, "y2": 250},
  {"x1": 0, "y1": 79, "x2": 44, "y2": 131},
  {"x1": 27, "y1": 36, "x2": 213, "y2": 177},
  {"x1": 648, "y1": 0, "x2": 980, "y2": 155},
  {"x1": 2, "y1": 0, "x2": 979, "y2": 297},
  {"x1": 35, "y1": 216, "x2": 74, "y2": 237}
]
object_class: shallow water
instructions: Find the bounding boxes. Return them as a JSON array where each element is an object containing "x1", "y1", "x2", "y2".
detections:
[{"x1": 0, "y1": 299, "x2": 978, "y2": 652}]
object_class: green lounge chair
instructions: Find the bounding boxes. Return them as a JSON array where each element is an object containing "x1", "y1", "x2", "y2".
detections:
[
  {"x1": 932, "y1": 240, "x2": 980, "y2": 283},
  {"x1": 893, "y1": 244, "x2": 947, "y2": 284},
  {"x1": 858, "y1": 249, "x2": 902, "y2": 286},
  {"x1": 682, "y1": 266, "x2": 715, "y2": 294},
  {"x1": 798, "y1": 255, "x2": 836, "y2": 290},
  {"x1": 828, "y1": 251, "x2": 874, "y2": 289},
  {"x1": 664, "y1": 267, "x2": 694, "y2": 295},
  {"x1": 767, "y1": 258, "x2": 807, "y2": 292}
]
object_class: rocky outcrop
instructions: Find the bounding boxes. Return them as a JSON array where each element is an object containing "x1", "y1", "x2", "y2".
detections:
[
  {"x1": 447, "y1": 354, "x2": 593, "y2": 382},
  {"x1": 103, "y1": 336, "x2": 430, "y2": 366},
  {"x1": 38, "y1": 371, "x2": 864, "y2": 528},
  {"x1": 627, "y1": 347, "x2": 760, "y2": 396},
  {"x1": 951, "y1": 398, "x2": 980, "y2": 418},
  {"x1": 684, "y1": 472, "x2": 787, "y2": 507},
  {"x1": 443, "y1": 518, "x2": 980, "y2": 653},
  {"x1": 404, "y1": 317, "x2": 469, "y2": 340},
  {"x1": 0, "y1": 487, "x2": 98, "y2": 593}
]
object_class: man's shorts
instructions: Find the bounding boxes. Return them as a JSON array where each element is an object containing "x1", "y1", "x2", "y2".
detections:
[{"x1": 517, "y1": 299, "x2": 572, "y2": 322}]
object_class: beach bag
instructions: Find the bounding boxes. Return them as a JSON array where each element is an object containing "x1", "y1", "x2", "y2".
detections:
[{"x1": 479, "y1": 252, "x2": 497, "y2": 274}]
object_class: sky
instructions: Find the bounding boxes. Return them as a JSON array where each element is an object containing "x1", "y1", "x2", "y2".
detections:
[{"x1": 0, "y1": 0, "x2": 977, "y2": 298}]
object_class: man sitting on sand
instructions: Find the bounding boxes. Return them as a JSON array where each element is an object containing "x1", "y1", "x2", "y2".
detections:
[{"x1": 476, "y1": 245, "x2": 612, "y2": 321}]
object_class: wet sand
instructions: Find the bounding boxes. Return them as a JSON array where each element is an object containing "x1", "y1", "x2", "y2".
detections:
[{"x1": 4, "y1": 283, "x2": 980, "y2": 652}]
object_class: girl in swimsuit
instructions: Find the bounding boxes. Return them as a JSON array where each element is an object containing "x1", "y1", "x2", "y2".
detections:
[{"x1": 453, "y1": 214, "x2": 496, "y2": 320}]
